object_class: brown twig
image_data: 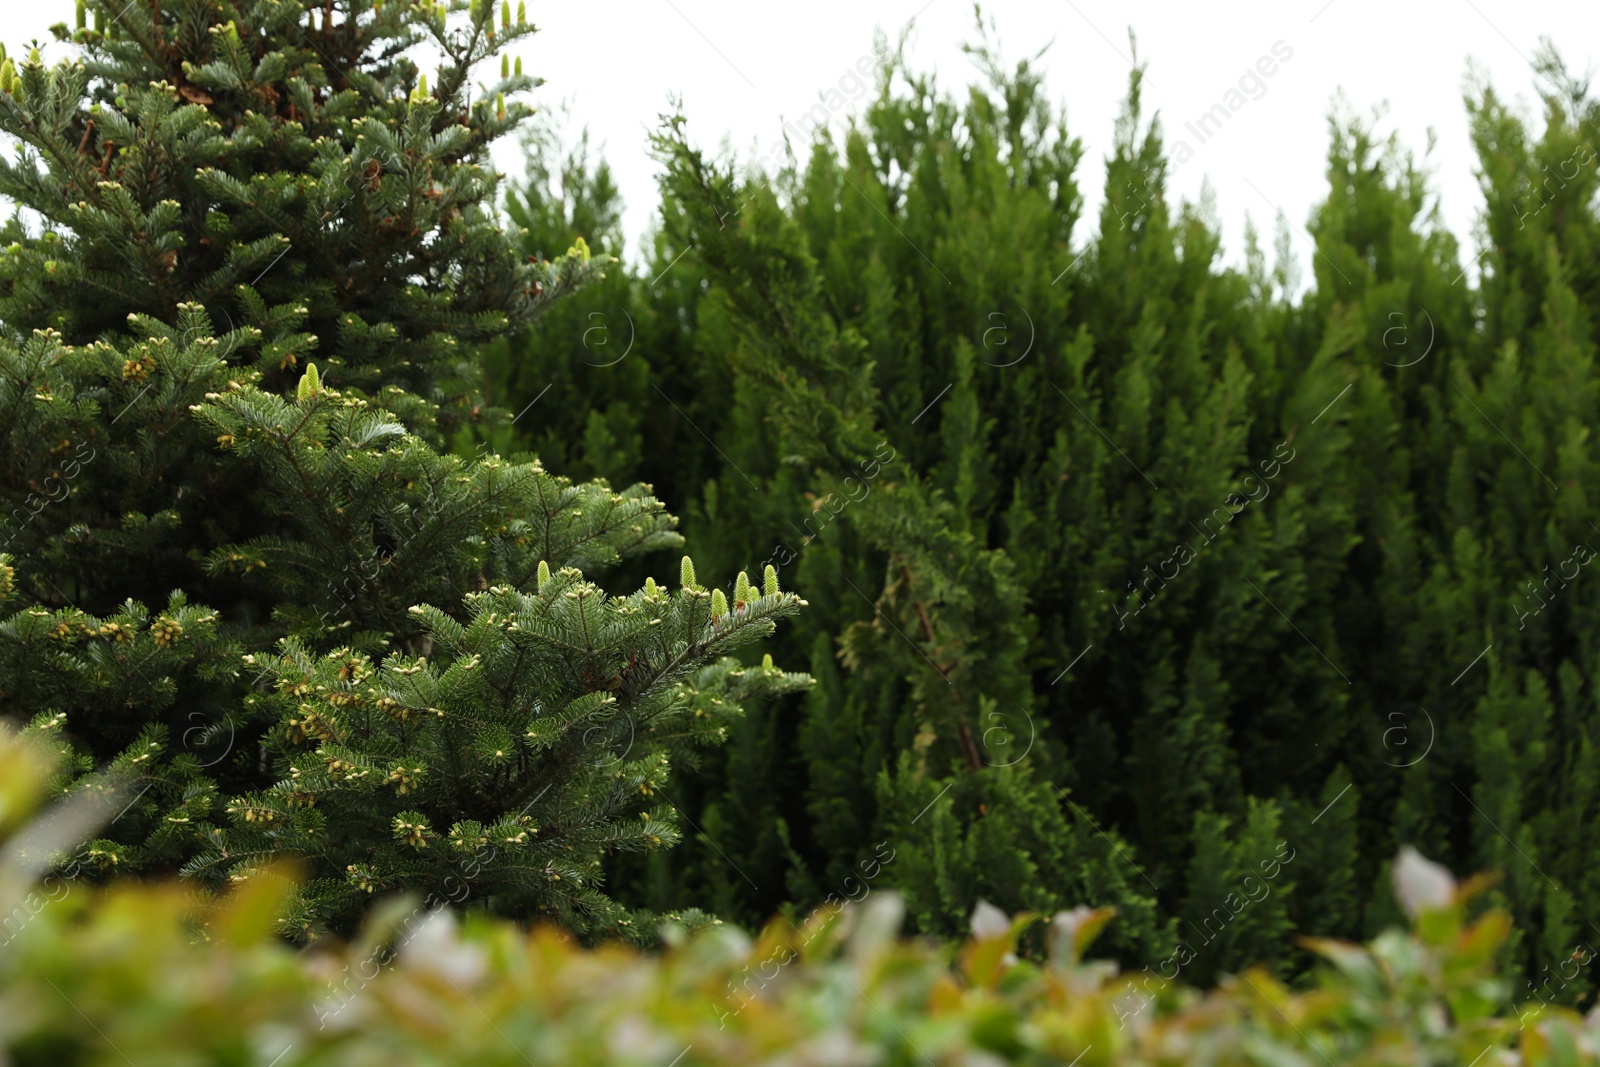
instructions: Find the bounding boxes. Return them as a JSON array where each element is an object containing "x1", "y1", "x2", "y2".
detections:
[{"x1": 898, "y1": 564, "x2": 982, "y2": 772}]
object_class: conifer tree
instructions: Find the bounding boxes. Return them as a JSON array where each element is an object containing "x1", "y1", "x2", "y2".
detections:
[
  {"x1": 0, "y1": 0, "x2": 806, "y2": 940},
  {"x1": 492, "y1": 24, "x2": 1600, "y2": 991},
  {"x1": 645, "y1": 38, "x2": 1172, "y2": 959}
]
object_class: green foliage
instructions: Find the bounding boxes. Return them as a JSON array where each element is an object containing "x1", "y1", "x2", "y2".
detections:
[
  {"x1": 0, "y1": 0, "x2": 598, "y2": 398},
  {"x1": 490, "y1": 26, "x2": 1600, "y2": 987},
  {"x1": 0, "y1": 733, "x2": 1594, "y2": 1067},
  {"x1": 207, "y1": 564, "x2": 804, "y2": 935},
  {"x1": 0, "y1": 0, "x2": 805, "y2": 940}
]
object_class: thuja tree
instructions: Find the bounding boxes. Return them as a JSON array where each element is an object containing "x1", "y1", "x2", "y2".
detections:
[
  {"x1": 0, "y1": 0, "x2": 806, "y2": 940},
  {"x1": 500, "y1": 29, "x2": 1600, "y2": 991},
  {"x1": 636, "y1": 38, "x2": 1177, "y2": 966}
]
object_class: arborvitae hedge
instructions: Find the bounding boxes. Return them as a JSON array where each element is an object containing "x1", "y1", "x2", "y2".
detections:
[{"x1": 488, "y1": 32, "x2": 1600, "y2": 994}]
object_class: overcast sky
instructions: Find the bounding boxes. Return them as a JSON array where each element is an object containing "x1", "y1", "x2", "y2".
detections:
[{"x1": 3, "y1": 2, "x2": 1597, "y2": 281}]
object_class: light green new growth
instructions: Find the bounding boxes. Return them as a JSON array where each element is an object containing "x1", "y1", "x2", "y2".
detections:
[{"x1": 296, "y1": 362, "x2": 321, "y2": 400}]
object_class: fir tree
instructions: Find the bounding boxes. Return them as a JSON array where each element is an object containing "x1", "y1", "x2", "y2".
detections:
[{"x1": 0, "y1": 0, "x2": 806, "y2": 941}]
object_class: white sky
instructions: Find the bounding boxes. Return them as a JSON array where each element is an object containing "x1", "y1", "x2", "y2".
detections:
[{"x1": 3, "y1": 1, "x2": 1597, "y2": 281}]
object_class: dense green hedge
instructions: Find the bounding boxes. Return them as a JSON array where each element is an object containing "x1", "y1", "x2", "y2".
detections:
[{"x1": 486, "y1": 26, "x2": 1600, "y2": 993}]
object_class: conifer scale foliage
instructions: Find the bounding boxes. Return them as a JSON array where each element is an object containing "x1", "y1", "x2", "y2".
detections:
[{"x1": 487, "y1": 33, "x2": 1600, "y2": 990}]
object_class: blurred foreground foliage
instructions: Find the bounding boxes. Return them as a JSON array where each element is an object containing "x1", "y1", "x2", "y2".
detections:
[{"x1": 2, "y1": 729, "x2": 1598, "y2": 1067}]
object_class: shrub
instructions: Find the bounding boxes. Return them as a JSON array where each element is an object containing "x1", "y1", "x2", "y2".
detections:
[
  {"x1": 495, "y1": 22, "x2": 1600, "y2": 990},
  {"x1": 0, "y1": 730, "x2": 1593, "y2": 1066}
]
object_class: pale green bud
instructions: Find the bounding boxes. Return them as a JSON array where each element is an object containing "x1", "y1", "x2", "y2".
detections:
[{"x1": 296, "y1": 362, "x2": 321, "y2": 400}]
